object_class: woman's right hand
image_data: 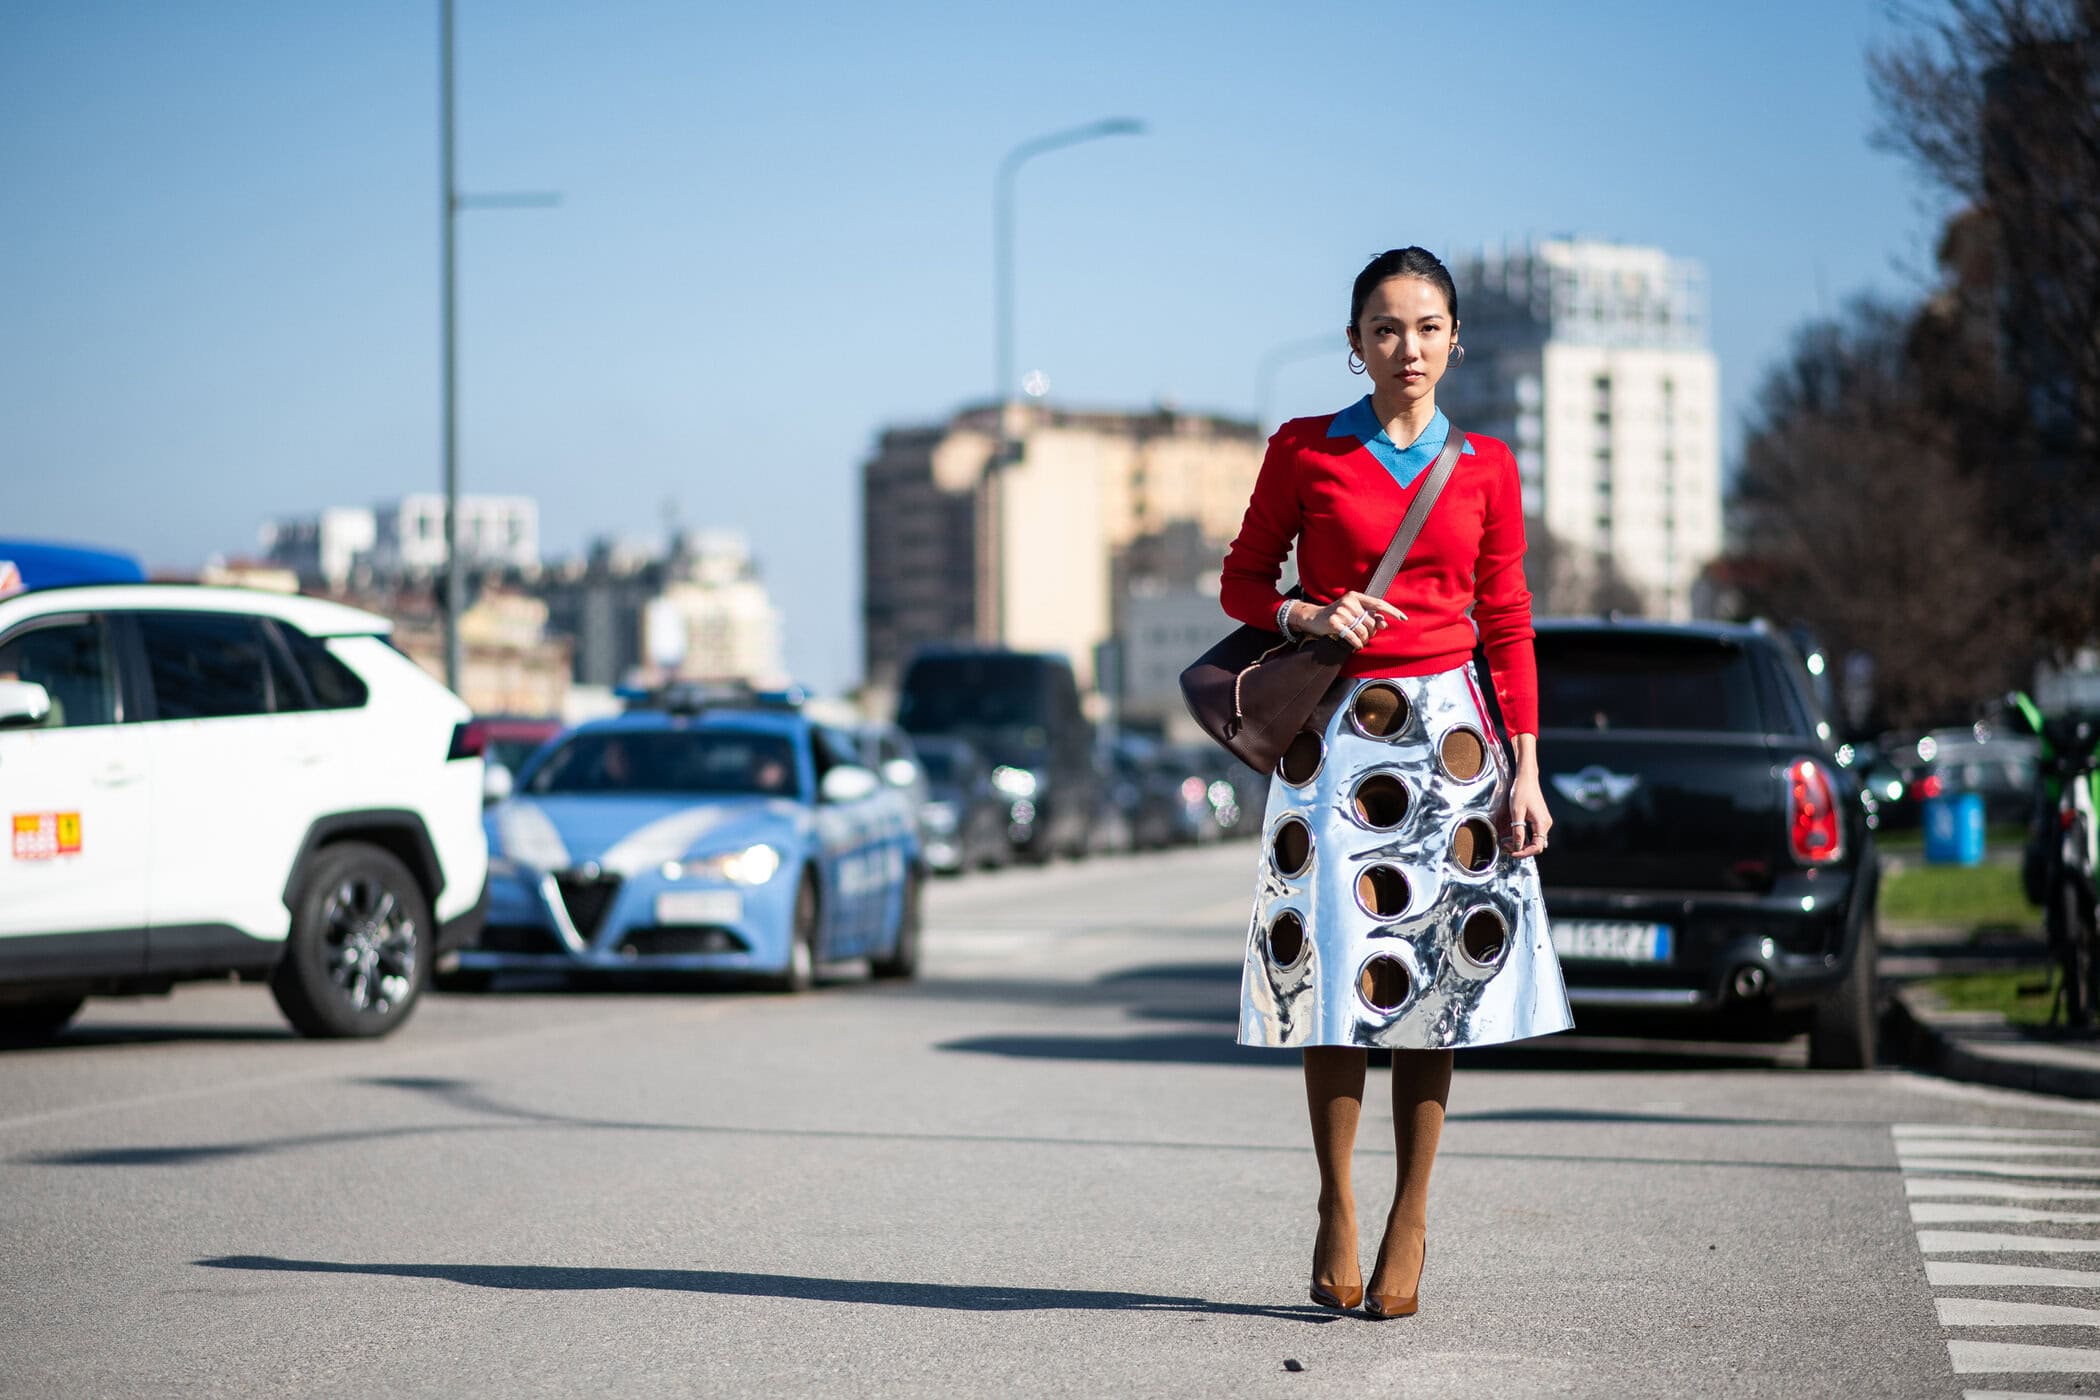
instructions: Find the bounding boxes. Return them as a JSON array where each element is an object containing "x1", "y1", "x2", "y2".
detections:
[{"x1": 1293, "y1": 591, "x2": 1407, "y2": 650}]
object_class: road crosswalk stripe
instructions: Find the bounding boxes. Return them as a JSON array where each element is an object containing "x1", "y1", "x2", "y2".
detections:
[
  {"x1": 1921, "y1": 1231, "x2": 2100, "y2": 1254},
  {"x1": 1938, "y1": 1298, "x2": 2100, "y2": 1328},
  {"x1": 1900, "y1": 1142, "x2": 2100, "y2": 1158},
  {"x1": 1950, "y1": 1340, "x2": 2100, "y2": 1373},
  {"x1": 1910, "y1": 1179, "x2": 2100, "y2": 1200},
  {"x1": 1916, "y1": 1204, "x2": 2100, "y2": 1225},
  {"x1": 1897, "y1": 1125, "x2": 2100, "y2": 1140},
  {"x1": 1929, "y1": 1261, "x2": 2100, "y2": 1288},
  {"x1": 1900, "y1": 1159, "x2": 2100, "y2": 1179}
]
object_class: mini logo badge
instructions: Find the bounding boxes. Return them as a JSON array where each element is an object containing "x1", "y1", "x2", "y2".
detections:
[{"x1": 1552, "y1": 767, "x2": 1641, "y2": 812}]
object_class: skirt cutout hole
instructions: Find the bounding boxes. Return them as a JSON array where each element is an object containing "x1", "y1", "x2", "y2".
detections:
[
  {"x1": 1459, "y1": 908, "x2": 1509, "y2": 968},
  {"x1": 1351, "y1": 773, "x2": 1409, "y2": 829},
  {"x1": 1266, "y1": 911, "x2": 1306, "y2": 968},
  {"x1": 1349, "y1": 683, "x2": 1411, "y2": 739},
  {"x1": 1440, "y1": 726, "x2": 1488, "y2": 781},
  {"x1": 1451, "y1": 818, "x2": 1497, "y2": 873},
  {"x1": 1357, "y1": 955, "x2": 1412, "y2": 1012},
  {"x1": 1279, "y1": 732, "x2": 1325, "y2": 787},
  {"x1": 1355, "y1": 865, "x2": 1411, "y2": 919},
  {"x1": 1271, "y1": 816, "x2": 1313, "y2": 878}
]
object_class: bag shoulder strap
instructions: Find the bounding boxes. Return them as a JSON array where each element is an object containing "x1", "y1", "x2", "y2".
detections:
[{"x1": 1364, "y1": 422, "x2": 1466, "y2": 598}]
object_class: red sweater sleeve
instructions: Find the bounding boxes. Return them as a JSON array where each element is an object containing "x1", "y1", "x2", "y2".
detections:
[
  {"x1": 1474, "y1": 447, "x2": 1539, "y2": 736},
  {"x1": 1218, "y1": 426, "x2": 1301, "y2": 630}
]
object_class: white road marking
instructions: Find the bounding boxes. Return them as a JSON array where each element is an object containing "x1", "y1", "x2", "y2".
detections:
[
  {"x1": 1899, "y1": 1142, "x2": 2100, "y2": 1158},
  {"x1": 1909, "y1": 1179, "x2": 2100, "y2": 1200},
  {"x1": 1916, "y1": 1204, "x2": 2100, "y2": 1225},
  {"x1": 1950, "y1": 1340, "x2": 2100, "y2": 1373},
  {"x1": 1897, "y1": 1125, "x2": 2099, "y2": 1140},
  {"x1": 1939, "y1": 1298, "x2": 2100, "y2": 1328},
  {"x1": 1963, "y1": 1392, "x2": 2100, "y2": 1399},
  {"x1": 1929, "y1": 1261, "x2": 2100, "y2": 1288},
  {"x1": 1899, "y1": 1159, "x2": 2100, "y2": 1179},
  {"x1": 1920, "y1": 1231, "x2": 2100, "y2": 1254},
  {"x1": 1898, "y1": 1075, "x2": 2100, "y2": 1121}
]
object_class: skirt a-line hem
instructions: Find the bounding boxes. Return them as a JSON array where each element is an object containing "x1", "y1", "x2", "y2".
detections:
[{"x1": 1237, "y1": 664, "x2": 1575, "y2": 1051}]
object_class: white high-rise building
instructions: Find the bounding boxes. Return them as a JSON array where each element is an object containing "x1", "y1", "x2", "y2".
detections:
[
  {"x1": 1439, "y1": 239, "x2": 1722, "y2": 619},
  {"x1": 643, "y1": 531, "x2": 789, "y2": 687},
  {"x1": 257, "y1": 507, "x2": 378, "y2": 589},
  {"x1": 261, "y1": 495, "x2": 540, "y2": 587},
  {"x1": 369, "y1": 494, "x2": 539, "y2": 577}
]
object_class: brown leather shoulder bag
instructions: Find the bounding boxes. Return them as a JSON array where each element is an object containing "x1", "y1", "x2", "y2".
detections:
[{"x1": 1178, "y1": 425, "x2": 1466, "y2": 774}]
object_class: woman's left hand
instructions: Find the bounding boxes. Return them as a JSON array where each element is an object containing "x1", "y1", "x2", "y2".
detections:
[{"x1": 1504, "y1": 771, "x2": 1551, "y2": 860}]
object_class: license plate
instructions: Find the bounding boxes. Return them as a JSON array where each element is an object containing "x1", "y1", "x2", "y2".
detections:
[
  {"x1": 655, "y1": 890, "x2": 742, "y2": 926},
  {"x1": 1553, "y1": 919, "x2": 1672, "y2": 963}
]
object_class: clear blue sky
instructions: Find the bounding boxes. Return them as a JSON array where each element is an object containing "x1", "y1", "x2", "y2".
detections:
[{"x1": 1, "y1": 0, "x2": 1939, "y2": 692}]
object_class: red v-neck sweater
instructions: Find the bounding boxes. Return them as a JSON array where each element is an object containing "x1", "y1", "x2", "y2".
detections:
[{"x1": 1219, "y1": 414, "x2": 1540, "y2": 736}]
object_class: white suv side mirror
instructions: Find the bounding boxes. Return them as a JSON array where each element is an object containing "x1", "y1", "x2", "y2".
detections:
[
  {"x1": 482, "y1": 762, "x2": 515, "y2": 805},
  {"x1": 0, "y1": 680, "x2": 52, "y2": 729},
  {"x1": 819, "y1": 764, "x2": 880, "y2": 804}
]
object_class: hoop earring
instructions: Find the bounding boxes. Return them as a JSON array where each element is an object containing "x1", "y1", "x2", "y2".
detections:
[
  {"x1": 1449, "y1": 342, "x2": 1466, "y2": 367},
  {"x1": 1347, "y1": 350, "x2": 1366, "y2": 375}
]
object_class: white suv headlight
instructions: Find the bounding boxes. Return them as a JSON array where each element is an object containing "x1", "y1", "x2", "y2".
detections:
[{"x1": 664, "y1": 844, "x2": 781, "y2": 886}]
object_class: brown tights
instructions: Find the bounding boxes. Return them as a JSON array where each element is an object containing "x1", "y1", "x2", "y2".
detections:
[{"x1": 1304, "y1": 1046, "x2": 1453, "y2": 1297}]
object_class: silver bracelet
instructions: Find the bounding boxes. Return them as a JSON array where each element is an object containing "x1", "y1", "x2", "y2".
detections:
[{"x1": 1276, "y1": 599, "x2": 1296, "y2": 639}]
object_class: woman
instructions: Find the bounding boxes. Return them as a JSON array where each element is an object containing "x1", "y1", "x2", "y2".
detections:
[{"x1": 1220, "y1": 246, "x2": 1572, "y2": 1318}]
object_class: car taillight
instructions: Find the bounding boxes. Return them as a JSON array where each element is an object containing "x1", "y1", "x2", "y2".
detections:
[
  {"x1": 1915, "y1": 773, "x2": 1945, "y2": 800},
  {"x1": 1786, "y1": 758, "x2": 1844, "y2": 864},
  {"x1": 448, "y1": 721, "x2": 487, "y2": 761}
]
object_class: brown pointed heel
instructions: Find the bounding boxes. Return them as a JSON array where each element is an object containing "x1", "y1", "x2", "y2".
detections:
[
  {"x1": 1310, "y1": 1279, "x2": 1364, "y2": 1310},
  {"x1": 1363, "y1": 1238, "x2": 1425, "y2": 1319}
]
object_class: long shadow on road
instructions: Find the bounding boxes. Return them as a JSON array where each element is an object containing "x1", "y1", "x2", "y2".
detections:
[
  {"x1": 21, "y1": 1073, "x2": 1895, "y2": 1174},
  {"x1": 193, "y1": 1255, "x2": 1339, "y2": 1322},
  {"x1": 929, "y1": 958, "x2": 1807, "y2": 1074}
]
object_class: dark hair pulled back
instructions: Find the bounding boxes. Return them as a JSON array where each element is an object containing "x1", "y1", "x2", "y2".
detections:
[{"x1": 1349, "y1": 247, "x2": 1458, "y2": 328}]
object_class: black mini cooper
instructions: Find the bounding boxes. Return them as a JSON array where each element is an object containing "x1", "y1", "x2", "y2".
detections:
[{"x1": 1526, "y1": 619, "x2": 1879, "y2": 1068}]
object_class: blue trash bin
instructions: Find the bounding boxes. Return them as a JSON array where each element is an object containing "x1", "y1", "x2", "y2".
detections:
[{"x1": 1923, "y1": 791, "x2": 1985, "y2": 866}]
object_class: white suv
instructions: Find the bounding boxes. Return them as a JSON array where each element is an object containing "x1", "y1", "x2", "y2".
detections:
[{"x1": 0, "y1": 585, "x2": 489, "y2": 1040}]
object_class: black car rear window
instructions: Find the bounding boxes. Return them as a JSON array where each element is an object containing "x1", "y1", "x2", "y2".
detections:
[
  {"x1": 1535, "y1": 633, "x2": 1763, "y2": 732},
  {"x1": 276, "y1": 624, "x2": 369, "y2": 709}
]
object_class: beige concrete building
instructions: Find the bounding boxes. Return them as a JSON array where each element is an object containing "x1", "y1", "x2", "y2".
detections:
[
  {"x1": 390, "y1": 587, "x2": 574, "y2": 717},
  {"x1": 1440, "y1": 239, "x2": 1723, "y2": 619},
  {"x1": 862, "y1": 403, "x2": 1264, "y2": 703},
  {"x1": 643, "y1": 531, "x2": 789, "y2": 688}
]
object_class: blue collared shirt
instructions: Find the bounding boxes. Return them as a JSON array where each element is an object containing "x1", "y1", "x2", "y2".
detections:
[{"x1": 1326, "y1": 397, "x2": 1473, "y2": 487}]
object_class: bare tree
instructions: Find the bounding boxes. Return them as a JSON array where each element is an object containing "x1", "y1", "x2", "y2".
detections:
[
  {"x1": 1871, "y1": 0, "x2": 2100, "y2": 648},
  {"x1": 1733, "y1": 300, "x2": 2025, "y2": 728}
]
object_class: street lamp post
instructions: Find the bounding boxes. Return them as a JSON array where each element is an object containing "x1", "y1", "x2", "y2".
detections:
[
  {"x1": 438, "y1": 0, "x2": 558, "y2": 694},
  {"x1": 983, "y1": 118, "x2": 1143, "y2": 646},
  {"x1": 991, "y1": 117, "x2": 1145, "y2": 428}
]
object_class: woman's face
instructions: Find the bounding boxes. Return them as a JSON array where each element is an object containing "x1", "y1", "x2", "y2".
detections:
[{"x1": 1349, "y1": 276, "x2": 1458, "y2": 407}]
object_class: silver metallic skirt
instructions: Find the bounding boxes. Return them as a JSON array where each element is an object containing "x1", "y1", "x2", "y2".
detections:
[{"x1": 1238, "y1": 664, "x2": 1574, "y2": 1050}]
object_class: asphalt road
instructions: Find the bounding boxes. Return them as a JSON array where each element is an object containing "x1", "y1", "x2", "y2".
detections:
[{"x1": 5, "y1": 842, "x2": 2100, "y2": 1399}]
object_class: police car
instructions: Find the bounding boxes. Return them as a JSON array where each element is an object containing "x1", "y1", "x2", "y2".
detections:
[
  {"x1": 0, "y1": 551, "x2": 490, "y2": 1041},
  {"x1": 460, "y1": 687, "x2": 922, "y2": 991}
]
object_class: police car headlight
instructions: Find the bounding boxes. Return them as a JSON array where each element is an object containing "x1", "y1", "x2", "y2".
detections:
[{"x1": 666, "y1": 844, "x2": 781, "y2": 886}]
